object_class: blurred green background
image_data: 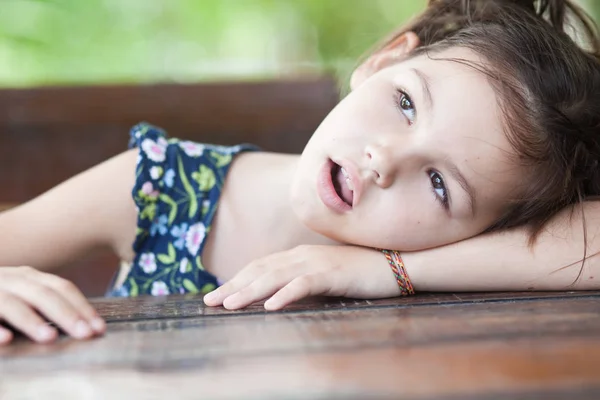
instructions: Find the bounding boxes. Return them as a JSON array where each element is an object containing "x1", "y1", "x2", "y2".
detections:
[{"x1": 0, "y1": 0, "x2": 597, "y2": 88}]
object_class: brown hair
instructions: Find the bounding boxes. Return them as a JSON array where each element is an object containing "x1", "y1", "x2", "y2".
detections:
[
  {"x1": 395, "y1": 0, "x2": 599, "y2": 55},
  {"x1": 373, "y1": 1, "x2": 600, "y2": 275}
]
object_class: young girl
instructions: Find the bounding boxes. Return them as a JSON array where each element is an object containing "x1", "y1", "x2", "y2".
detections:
[{"x1": 0, "y1": 0, "x2": 599, "y2": 345}]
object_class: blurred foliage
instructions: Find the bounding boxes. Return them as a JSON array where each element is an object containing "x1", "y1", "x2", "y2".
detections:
[
  {"x1": 0, "y1": 0, "x2": 426, "y2": 87},
  {"x1": 0, "y1": 0, "x2": 597, "y2": 88}
]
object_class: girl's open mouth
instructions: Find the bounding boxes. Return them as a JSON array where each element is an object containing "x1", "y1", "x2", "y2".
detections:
[
  {"x1": 317, "y1": 159, "x2": 353, "y2": 213},
  {"x1": 331, "y1": 163, "x2": 354, "y2": 206}
]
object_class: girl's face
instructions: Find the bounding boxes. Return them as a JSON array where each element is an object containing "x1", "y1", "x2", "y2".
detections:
[{"x1": 290, "y1": 47, "x2": 526, "y2": 250}]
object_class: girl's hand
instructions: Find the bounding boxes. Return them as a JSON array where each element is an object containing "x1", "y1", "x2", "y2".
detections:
[
  {"x1": 0, "y1": 266, "x2": 106, "y2": 345},
  {"x1": 203, "y1": 245, "x2": 401, "y2": 310}
]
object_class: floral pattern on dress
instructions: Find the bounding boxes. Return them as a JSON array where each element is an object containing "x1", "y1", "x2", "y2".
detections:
[{"x1": 106, "y1": 122, "x2": 258, "y2": 297}]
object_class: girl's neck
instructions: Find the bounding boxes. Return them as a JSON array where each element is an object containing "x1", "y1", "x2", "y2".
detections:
[{"x1": 202, "y1": 151, "x2": 338, "y2": 281}]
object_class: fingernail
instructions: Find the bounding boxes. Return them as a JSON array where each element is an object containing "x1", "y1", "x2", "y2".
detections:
[
  {"x1": 37, "y1": 325, "x2": 56, "y2": 342},
  {"x1": 74, "y1": 320, "x2": 92, "y2": 339},
  {"x1": 223, "y1": 294, "x2": 241, "y2": 309},
  {"x1": 90, "y1": 318, "x2": 105, "y2": 333},
  {"x1": 264, "y1": 299, "x2": 276, "y2": 310},
  {"x1": 203, "y1": 290, "x2": 218, "y2": 303}
]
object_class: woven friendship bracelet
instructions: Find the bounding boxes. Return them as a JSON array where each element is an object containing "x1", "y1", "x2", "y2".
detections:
[{"x1": 380, "y1": 249, "x2": 415, "y2": 296}]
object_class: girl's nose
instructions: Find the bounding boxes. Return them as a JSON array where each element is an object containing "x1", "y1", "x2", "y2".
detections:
[{"x1": 365, "y1": 143, "x2": 396, "y2": 188}]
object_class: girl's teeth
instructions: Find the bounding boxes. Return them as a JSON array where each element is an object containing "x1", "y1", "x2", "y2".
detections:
[
  {"x1": 346, "y1": 178, "x2": 354, "y2": 191},
  {"x1": 341, "y1": 167, "x2": 354, "y2": 191}
]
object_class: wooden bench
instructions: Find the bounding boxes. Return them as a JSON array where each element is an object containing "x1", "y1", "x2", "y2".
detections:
[{"x1": 0, "y1": 78, "x2": 339, "y2": 296}]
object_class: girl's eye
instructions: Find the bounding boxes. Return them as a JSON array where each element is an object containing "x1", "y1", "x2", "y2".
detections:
[
  {"x1": 394, "y1": 89, "x2": 416, "y2": 124},
  {"x1": 429, "y1": 171, "x2": 449, "y2": 209}
]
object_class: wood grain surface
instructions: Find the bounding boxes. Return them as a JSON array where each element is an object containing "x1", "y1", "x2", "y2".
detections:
[{"x1": 1, "y1": 291, "x2": 599, "y2": 399}]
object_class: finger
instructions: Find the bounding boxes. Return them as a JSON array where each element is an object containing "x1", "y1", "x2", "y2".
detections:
[
  {"x1": 204, "y1": 261, "x2": 269, "y2": 306},
  {"x1": 36, "y1": 273, "x2": 105, "y2": 334},
  {"x1": 221, "y1": 268, "x2": 301, "y2": 310},
  {"x1": 204, "y1": 281, "x2": 243, "y2": 307},
  {"x1": 6, "y1": 280, "x2": 94, "y2": 340},
  {"x1": 264, "y1": 274, "x2": 331, "y2": 311},
  {"x1": 0, "y1": 292, "x2": 58, "y2": 343},
  {"x1": 0, "y1": 325, "x2": 14, "y2": 345}
]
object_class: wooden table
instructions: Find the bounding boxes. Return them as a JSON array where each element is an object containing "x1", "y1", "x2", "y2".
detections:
[{"x1": 1, "y1": 291, "x2": 600, "y2": 399}]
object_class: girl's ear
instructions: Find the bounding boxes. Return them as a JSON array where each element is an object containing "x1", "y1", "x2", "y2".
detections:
[{"x1": 350, "y1": 31, "x2": 420, "y2": 91}]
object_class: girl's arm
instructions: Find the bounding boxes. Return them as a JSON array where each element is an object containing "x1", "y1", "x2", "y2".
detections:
[
  {"x1": 0, "y1": 149, "x2": 138, "y2": 344},
  {"x1": 206, "y1": 202, "x2": 600, "y2": 310},
  {"x1": 0, "y1": 149, "x2": 139, "y2": 270},
  {"x1": 404, "y1": 202, "x2": 600, "y2": 292}
]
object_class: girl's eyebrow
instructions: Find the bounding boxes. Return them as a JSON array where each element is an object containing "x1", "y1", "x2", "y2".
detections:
[
  {"x1": 446, "y1": 161, "x2": 477, "y2": 218},
  {"x1": 411, "y1": 67, "x2": 433, "y2": 111}
]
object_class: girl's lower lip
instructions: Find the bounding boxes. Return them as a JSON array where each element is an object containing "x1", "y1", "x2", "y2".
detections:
[{"x1": 317, "y1": 160, "x2": 352, "y2": 213}]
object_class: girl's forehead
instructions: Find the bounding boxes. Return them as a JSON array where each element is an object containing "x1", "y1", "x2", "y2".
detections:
[
  {"x1": 401, "y1": 46, "x2": 490, "y2": 75},
  {"x1": 389, "y1": 48, "x2": 500, "y2": 110}
]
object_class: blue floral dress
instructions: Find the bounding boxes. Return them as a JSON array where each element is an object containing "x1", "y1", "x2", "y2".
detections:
[{"x1": 106, "y1": 123, "x2": 258, "y2": 297}]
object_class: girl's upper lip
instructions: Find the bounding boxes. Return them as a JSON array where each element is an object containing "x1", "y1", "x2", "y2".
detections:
[{"x1": 332, "y1": 158, "x2": 362, "y2": 207}]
